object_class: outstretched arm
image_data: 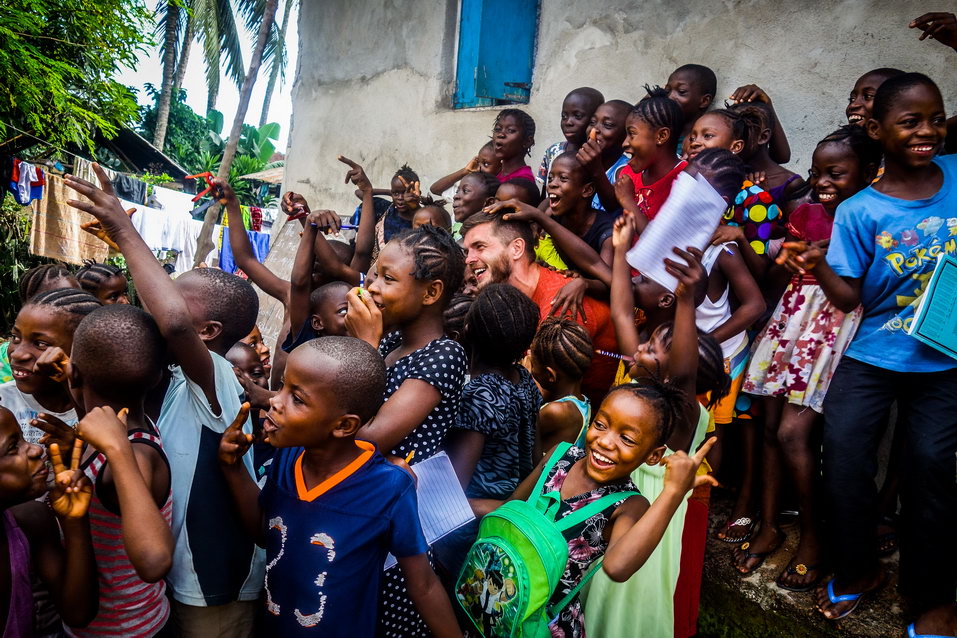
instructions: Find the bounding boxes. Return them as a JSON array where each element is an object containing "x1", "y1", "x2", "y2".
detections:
[
  {"x1": 65, "y1": 165, "x2": 219, "y2": 411},
  {"x1": 218, "y1": 403, "x2": 265, "y2": 546},
  {"x1": 610, "y1": 213, "x2": 640, "y2": 357},
  {"x1": 340, "y1": 156, "x2": 376, "y2": 276},
  {"x1": 430, "y1": 157, "x2": 480, "y2": 195}
]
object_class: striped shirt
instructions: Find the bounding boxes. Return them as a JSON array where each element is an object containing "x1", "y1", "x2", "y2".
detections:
[{"x1": 74, "y1": 429, "x2": 173, "y2": 638}]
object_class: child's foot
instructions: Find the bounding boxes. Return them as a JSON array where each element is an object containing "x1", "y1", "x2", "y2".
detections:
[
  {"x1": 876, "y1": 514, "x2": 898, "y2": 556},
  {"x1": 910, "y1": 602, "x2": 957, "y2": 637},
  {"x1": 732, "y1": 525, "x2": 783, "y2": 575},
  {"x1": 716, "y1": 514, "x2": 757, "y2": 543},
  {"x1": 814, "y1": 571, "x2": 883, "y2": 620},
  {"x1": 776, "y1": 542, "x2": 824, "y2": 592}
]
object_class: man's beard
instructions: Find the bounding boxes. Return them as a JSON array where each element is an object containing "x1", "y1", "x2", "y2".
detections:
[{"x1": 486, "y1": 255, "x2": 512, "y2": 285}]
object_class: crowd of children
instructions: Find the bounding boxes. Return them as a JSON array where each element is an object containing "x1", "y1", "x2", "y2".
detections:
[{"x1": 0, "y1": 10, "x2": 955, "y2": 638}]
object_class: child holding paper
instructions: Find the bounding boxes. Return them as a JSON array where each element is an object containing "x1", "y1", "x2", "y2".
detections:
[{"x1": 779, "y1": 74, "x2": 957, "y2": 635}]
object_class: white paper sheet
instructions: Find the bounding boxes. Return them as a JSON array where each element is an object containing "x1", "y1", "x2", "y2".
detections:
[
  {"x1": 384, "y1": 452, "x2": 475, "y2": 570},
  {"x1": 625, "y1": 171, "x2": 728, "y2": 291}
]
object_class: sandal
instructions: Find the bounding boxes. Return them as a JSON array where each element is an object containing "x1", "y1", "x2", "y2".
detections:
[
  {"x1": 733, "y1": 534, "x2": 782, "y2": 575},
  {"x1": 906, "y1": 623, "x2": 956, "y2": 638},
  {"x1": 716, "y1": 516, "x2": 757, "y2": 544},
  {"x1": 818, "y1": 579, "x2": 868, "y2": 621},
  {"x1": 877, "y1": 514, "x2": 898, "y2": 557},
  {"x1": 776, "y1": 561, "x2": 824, "y2": 592}
]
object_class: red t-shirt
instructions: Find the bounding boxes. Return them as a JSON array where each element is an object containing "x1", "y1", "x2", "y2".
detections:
[
  {"x1": 530, "y1": 267, "x2": 619, "y2": 405},
  {"x1": 620, "y1": 160, "x2": 687, "y2": 221},
  {"x1": 497, "y1": 165, "x2": 535, "y2": 183}
]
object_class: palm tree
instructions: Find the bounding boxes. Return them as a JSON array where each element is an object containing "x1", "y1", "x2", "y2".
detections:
[
  {"x1": 193, "y1": 0, "x2": 278, "y2": 267},
  {"x1": 258, "y1": 0, "x2": 292, "y2": 128},
  {"x1": 152, "y1": 0, "x2": 181, "y2": 150}
]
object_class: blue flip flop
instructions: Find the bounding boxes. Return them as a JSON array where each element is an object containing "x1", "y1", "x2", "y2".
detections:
[
  {"x1": 820, "y1": 579, "x2": 864, "y2": 620},
  {"x1": 906, "y1": 622, "x2": 956, "y2": 638}
]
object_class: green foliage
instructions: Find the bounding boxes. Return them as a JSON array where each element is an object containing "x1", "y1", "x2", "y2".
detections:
[
  {"x1": 0, "y1": 0, "x2": 153, "y2": 154},
  {"x1": 138, "y1": 84, "x2": 211, "y2": 170},
  {"x1": 0, "y1": 195, "x2": 52, "y2": 333}
]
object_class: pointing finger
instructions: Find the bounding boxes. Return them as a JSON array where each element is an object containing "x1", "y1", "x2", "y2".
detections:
[
  {"x1": 228, "y1": 403, "x2": 250, "y2": 432},
  {"x1": 693, "y1": 437, "x2": 718, "y2": 465},
  {"x1": 337, "y1": 155, "x2": 359, "y2": 169}
]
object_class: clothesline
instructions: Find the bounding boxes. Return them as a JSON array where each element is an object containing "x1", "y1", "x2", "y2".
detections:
[{"x1": 0, "y1": 117, "x2": 94, "y2": 165}]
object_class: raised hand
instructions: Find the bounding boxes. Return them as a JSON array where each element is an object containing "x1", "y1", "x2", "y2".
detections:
[
  {"x1": 306, "y1": 210, "x2": 342, "y2": 235},
  {"x1": 910, "y1": 12, "x2": 957, "y2": 50},
  {"x1": 34, "y1": 346, "x2": 71, "y2": 383},
  {"x1": 338, "y1": 155, "x2": 373, "y2": 194},
  {"x1": 80, "y1": 207, "x2": 135, "y2": 251},
  {"x1": 75, "y1": 406, "x2": 131, "y2": 456},
  {"x1": 464, "y1": 156, "x2": 482, "y2": 173},
  {"x1": 64, "y1": 164, "x2": 135, "y2": 239},
  {"x1": 575, "y1": 129, "x2": 604, "y2": 176},
  {"x1": 661, "y1": 437, "x2": 719, "y2": 496},
  {"x1": 663, "y1": 246, "x2": 706, "y2": 301},
  {"x1": 614, "y1": 173, "x2": 638, "y2": 211},
  {"x1": 48, "y1": 439, "x2": 93, "y2": 520},
  {"x1": 611, "y1": 210, "x2": 637, "y2": 249},
  {"x1": 345, "y1": 287, "x2": 383, "y2": 348},
  {"x1": 729, "y1": 84, "x2": 772, "y2": 105},
  {"x1": 218, "y1": 402, "x2": 252, "y2": 465},
  {"x1": 35, "y1": 412, "x2": 78, "y2": 453},
  {"x1": 209, "y1": 178, "x2": 235, "y2": 205},
  {"x1": 282, "y1": 191, "x2": 311, "y2": 217}
]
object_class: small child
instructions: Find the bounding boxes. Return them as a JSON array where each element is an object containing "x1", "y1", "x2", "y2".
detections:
[
  {"x1": 240, "y1": 325, "x2": 272, "y2": 377},
  {"x1": 537, "y1": 87, "x2": 605, "y2": 186},
  {"x1": 529, "y1": 317, "x2": 593, "y2": 451},
  {"x1": 226, "y1": 341, "x2": 275, "y2": 482},
  {"x1": 62, "y1": 305, "x2": 176, "y2": 637},
  {"x1": 429, "y1": 141, "x2": 502, "y2": 197},
  {"x1": 576, "y1": 99, "x2": 633, "y2": 211},
  {"x1": 412, "y1": 203, "x2": 453, "y2": 231},
  {"x1": 0, "y1": 405, "x2": 98, "y2": 634},
  {"x1": 1, "y1": 288, "x2": 101, "y2": 444},
  {"x1": 65, "y1": 164, "x2": 265, "y2": 633},
  {"x1": 492, "y1": 108, "x2": 537, "y2": 182},
  {"x1": 440, "y1": 283, "x2": 541, "y2": 576},
  {"x1": 450, "y1": 171, "x2": 500, "y2": 231},
  {"x1": 218, "y1": 337, "x2": 462, "y2": 637},
  {"x1": 664, "y1": 64, "x2": 717, "y2": 149},
  {"x1": 227, "y1": 341, "x2": 270, "y2": 391},
  {"x1": 76, "y1": 261, "x2": 130, "y2": 305},
  {"x1": 494, "y1": 177, "x2": 540, "y2": 205},
  {"x1": 618, "y1": 87, "x2": 687, "y2": 232}
]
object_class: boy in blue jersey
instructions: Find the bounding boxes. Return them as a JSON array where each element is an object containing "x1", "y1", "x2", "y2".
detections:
[{"x1": 219, "y1": 336, "x2": 463, "y2": 637}]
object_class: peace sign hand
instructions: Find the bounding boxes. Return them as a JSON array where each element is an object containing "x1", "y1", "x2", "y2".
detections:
[
  {"x1": 218, "y1": 403, "x2": 252, "y2": 465},
  {"x1": 48, "y1": 439, "x2": 93, "y2": 520},
  {"x1": 660, "y1": 437, "x2": 719, "y2": 496}
]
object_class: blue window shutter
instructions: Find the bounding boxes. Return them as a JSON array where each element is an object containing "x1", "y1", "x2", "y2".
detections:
[{"x1": 453, "y1": 0, "x2": 538, "y2": 108}]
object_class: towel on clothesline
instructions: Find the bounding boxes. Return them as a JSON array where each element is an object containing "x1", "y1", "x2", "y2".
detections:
[
  {"x1": 29, "y1": 174, "x2": 108, "y2": 265},
  {"x1": 219, "y1": 229, "x2": 271, "y2": 275}
]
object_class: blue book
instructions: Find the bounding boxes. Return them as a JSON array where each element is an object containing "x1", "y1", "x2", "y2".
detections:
[{"x1": 908, "y1": 253, "x2": 957, "y2": 361}]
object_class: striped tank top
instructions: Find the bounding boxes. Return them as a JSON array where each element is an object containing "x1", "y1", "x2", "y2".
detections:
[{"x1": 74, "y1": 428, "x2": 173, "y2": 638}]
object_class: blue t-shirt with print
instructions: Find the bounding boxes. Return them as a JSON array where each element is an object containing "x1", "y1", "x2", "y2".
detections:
[
  {"x1": 827, "y1": 154, "x2": 957, "y2": 373},
  {"x1": 259, "y1": 443, "x2": 427, "y2": 636},
  {"x1": 593, "y1": 153, "x2": 629, "y2": 211}
]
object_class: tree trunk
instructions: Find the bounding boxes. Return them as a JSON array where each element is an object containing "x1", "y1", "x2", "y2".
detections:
[
  {"x1": 173, "y1": 14, "x2": 194, "y2": 95},
  {"x1": 193, "y1": 0, "x2": 279, "y2": 267},
  {"x1": 152, "y1": 1, "x2": 180, "y2": 151},
  {"x1": 206, "y1": 78, "x2": 219, "y2": 114},
  {"x1": 258, "y1": 0, "x2": 292, "y2": 128}
]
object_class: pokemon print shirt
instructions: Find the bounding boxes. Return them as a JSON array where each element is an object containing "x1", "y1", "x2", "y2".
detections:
[
  {"x1": 827, "y1": 154, "x2": 957, "y2": 373},
  {"x1": 258, "y1": 441, "x2": 427, "y2": 636}
]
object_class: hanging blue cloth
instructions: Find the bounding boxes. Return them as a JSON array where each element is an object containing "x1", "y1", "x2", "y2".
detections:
[{"x1": 219, "y1": 229, "x2": 271, "y2": 274}]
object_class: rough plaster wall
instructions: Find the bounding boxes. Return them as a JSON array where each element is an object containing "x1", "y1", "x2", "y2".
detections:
[{"x1": 284, "y1": 0, "x2": 957, "y2": 213}]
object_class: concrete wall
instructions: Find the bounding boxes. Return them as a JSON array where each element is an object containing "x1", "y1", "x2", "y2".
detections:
[{"x1": 283, "y1": 0, "x2": 957, "y2": 212}]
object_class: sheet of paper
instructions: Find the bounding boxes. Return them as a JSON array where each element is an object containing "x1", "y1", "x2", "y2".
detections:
[
  {"x1": 384, "y1": 452, "x2": 475, "y2": 570},
  {"x1": 625, "y1": 171, "x2": 728, "y2": 291},
  {"x1": 908, "y1": 253, "x2": 957, "y2": 361}
]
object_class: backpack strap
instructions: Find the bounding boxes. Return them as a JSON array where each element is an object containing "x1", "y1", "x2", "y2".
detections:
[
  {"x1": 526, "y1": 442, "x2": 573, "y2": 513},
  {"x1": 552, "y1": 490, "x2": 640, "y2": 533},
  {"x1": 548, "y1": 557, "x2": 607, "y2": 619}
]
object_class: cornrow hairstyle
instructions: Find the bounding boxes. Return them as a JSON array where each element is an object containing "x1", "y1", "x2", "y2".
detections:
[
  {"x1": 673, "y1": 64, "x2": 717, "y2": 98},
  {"x1": 653, "y1": 322, "x2": 731, "y2": 408},
  {"x1": 18, "y1": 264, "x2": 76, "y2": 302},
  {"x1": 76, "y1": 261, "x2": 125, "y2": 293},
  {"x1": 872, "y1": 72, "x2": 941, "y2": 122},
  {"x1": 689, "y1": 148, "x2": 746, "y2": 200},
  {"x1": 704, "y1": 108, "x2": 762, "y2": 153},
  {"x1": 394, "y1": 164, "x2": 420, "y2": 184},
  {"x1": 26, "y1": 287, "x2": 102, "y2": 332},
  {"x1": 71, "y1": 305, "x2": 165, "y2": 403},
  {"x1": 818, "y1": 125, "x2": 883, "y2": 174},
  {"x1": 460, "y1": 210, "x2": 538, "y2": 260},
  {"x1": 393, "y1": 224, "x2": 465, "y2": 304},
  {"x1": 495, "y1": 108, "x2": 537, "y2": 156},
  {"x1": 531, "y1": 316, "x2": 593, "y2": 381},
  {"x1": 606, "y1": 377, "x2": 687, "y2": 447},
  {"x1": 465, "y1": 283, "x2": 540, "y2": 367},
  {"x1": 730, "y1": 102, "x2": 773, "y2": 152},
  {"x1": 631, "y1": 86, "x2": 685, "y2": 147},
  {"x1": 177, "y1": 268, "x2": 259, "y2": 348},
  {"x1": 443, "y1": 293, "x2": 474, "y2": 343}
]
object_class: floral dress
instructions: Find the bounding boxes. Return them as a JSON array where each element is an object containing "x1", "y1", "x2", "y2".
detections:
[
  {"x1": 542, "y1": 446, "x2": 638, "y2": 638},
  {"x1": 743, "y1": 203, "x2": 862, "y2": 413}
]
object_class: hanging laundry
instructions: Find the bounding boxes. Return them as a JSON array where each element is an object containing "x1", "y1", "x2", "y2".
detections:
[
  {"x1": 29, "y1": 174, "x2": 108, "y2": 265},
  {"x1": 9, "y1": 158, "x2": 45, "y2": 205},
  {"x1": 249, "y1": 206, "x2": 263, "y2": 232},
  {"x1": 111, "y1": 174, "x2": 147, "y2": 204},
  {"x1": 72, "y1": 158, "x2": 116, "y2": 184},
  {"x1": 218, "y1": 229, "x2": 271, "y2": 275}
]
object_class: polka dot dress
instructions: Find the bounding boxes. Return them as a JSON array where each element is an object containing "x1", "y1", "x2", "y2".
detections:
[
  {"x1": 376, "y1": 332, "x2": 467, "y2": 637},
  {"x1": 722, "y1": 181, "x2": 783, "y2": 256}
]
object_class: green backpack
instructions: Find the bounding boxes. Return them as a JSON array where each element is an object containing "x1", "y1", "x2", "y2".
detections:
[{"x1": 454, "y1": 443, "x2": 639, "y2": 637}]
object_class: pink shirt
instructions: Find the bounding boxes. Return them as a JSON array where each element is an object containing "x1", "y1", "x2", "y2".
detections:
[{"x1": 497, "y1": 165, "x2": 535, "y2": 183}]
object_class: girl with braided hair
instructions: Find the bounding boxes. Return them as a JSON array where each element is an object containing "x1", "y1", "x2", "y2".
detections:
[
  {"x1": 1, "y1": 288, "x2": 101, "y2": 445},
  {"x1": 76, "y1": 260, "x2": 130, "y2": 305},
  {"x1": 344, "y1": 224, "x2": 468, "y2": 637}
]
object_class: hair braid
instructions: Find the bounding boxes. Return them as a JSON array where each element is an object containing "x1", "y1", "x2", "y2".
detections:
[
  {"x1": 395, "y1": 225, "x2": 465, "y2": 305},
  {"x1": 632, "y1": 86, "x2": 685, "y2": 142},
  {"x1": 531, "y1": 317, "x2": 593, "y2": 380},
  {"x1": 689, "y1": 148, "x2": 746, "y2": 200},
  {"x1": 466, "y1": 284, "x2": 539, "y2": 367},
  {"x1": 27, "y1": 287, "x2": 102, "y2": 331},
  {"x1": 76, "y1": 261, "x2": 124, "y2": 293},
  {"x1": 18, "y1": 264, "x2": 74, "y2": 302}
]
